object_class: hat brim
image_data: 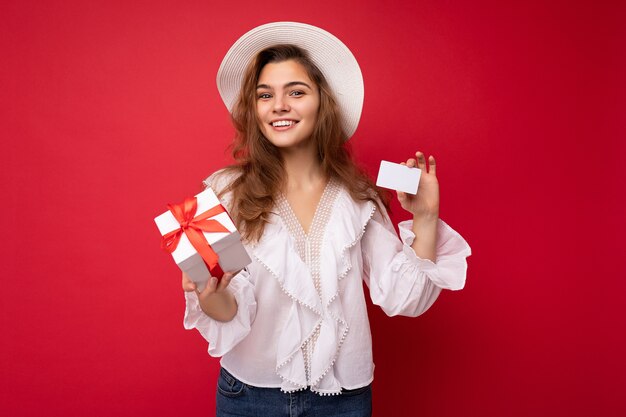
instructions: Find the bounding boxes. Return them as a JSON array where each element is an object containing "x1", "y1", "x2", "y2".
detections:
[{"x1": 216, "y1": 22, "x2": 364, "y2": 140}]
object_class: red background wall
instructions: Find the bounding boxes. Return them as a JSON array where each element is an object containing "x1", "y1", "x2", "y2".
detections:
[{"x1": 2, "y1": 0, "x2": 625, "y2": 416}]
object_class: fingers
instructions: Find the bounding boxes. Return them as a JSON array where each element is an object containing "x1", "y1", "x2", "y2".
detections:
[
  {"x1": 217, "y1": 272, "x2": 235, "y2": 291},
  {"x1": 397, "y1": 190, "x2": 407, "y2": 204},
  {"x1": 182, "y1": 273, "x2": 197, "y2": 292},
  {"x1": 415, "y1": 152, "x2": 427, "y2": 170},
  {"x1": 428, "y1": 155, "x2": 436, "y2": 175},
  {"x1": 197, "y1": 271, "x2": 237, "y2": 297},
  {"x1": 208, "y1": 276, "x2": 219, "y2": 291},
  {"x1": 406, "y1": 152, "x2": 436, "y2": 175},
  {"x1": 196, "y1": 276, "x2": 216, "y2": 298}
]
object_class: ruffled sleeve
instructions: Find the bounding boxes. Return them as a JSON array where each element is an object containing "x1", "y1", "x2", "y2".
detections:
[
  {"x1": 361, "y1": 209, "x2": 471, "y2": 317},
  {"x1": 182, "y1": 168, "x2": 255, "y2": 357},
  {"x1": 183, "y1": 268, "x2": 257, "y2": 357}
]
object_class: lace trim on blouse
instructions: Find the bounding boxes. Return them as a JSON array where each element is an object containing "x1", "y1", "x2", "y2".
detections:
[{"x1": 276, "y1": 177, "x2": 341, "y2": 386}]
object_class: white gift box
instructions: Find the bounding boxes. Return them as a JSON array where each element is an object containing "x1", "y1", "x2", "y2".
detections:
[{"x1": 154, "y1": 188, "x2": 251, "y2": 291}]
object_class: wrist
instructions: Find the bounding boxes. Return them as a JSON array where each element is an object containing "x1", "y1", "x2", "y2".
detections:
[
  {"x1": 412, "y1": 213, "x2": 439, "y2": 229},
  {"x1": 410, "y1": 216, "x2": 438, "y2": 262}
]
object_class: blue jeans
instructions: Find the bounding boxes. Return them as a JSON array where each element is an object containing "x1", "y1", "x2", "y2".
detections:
[{"x1": 216, "y1": 367, "x2": 372, "y2": 417}]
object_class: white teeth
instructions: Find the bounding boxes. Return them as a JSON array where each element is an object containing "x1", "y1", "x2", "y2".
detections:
[{"x1": 272, "y1": 120, "x2": 295, "y2": 127}]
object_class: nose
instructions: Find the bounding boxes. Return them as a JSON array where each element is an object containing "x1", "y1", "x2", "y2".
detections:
[{"x1": 273, "y1": 95, "x2": 290, "y2": 112}]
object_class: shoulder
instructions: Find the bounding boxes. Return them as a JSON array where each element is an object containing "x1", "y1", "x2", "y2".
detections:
[
  {"x1": 203, "y1": 167, "x2": 242, "y2": 194},
  {"x1": 202, "y1": 167, "x2": 242, "y2": 210}
]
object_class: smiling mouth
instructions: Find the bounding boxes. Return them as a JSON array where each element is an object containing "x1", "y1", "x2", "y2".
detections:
[{"x1": 271, "y1": 120, "x2": 298, "y2": 127}]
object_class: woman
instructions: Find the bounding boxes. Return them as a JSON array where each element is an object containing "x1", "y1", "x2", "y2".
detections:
[{"x1": 182, "y1": 22, "x2": 471, "y2": 416}]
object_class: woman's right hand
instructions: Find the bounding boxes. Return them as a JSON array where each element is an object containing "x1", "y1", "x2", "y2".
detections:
[
  {"x1": 182, "y1": 271, "x2": 236, "y2": 294},
  {"x1": 182, "y1": 272, "x2": 238, "y2": 322}
]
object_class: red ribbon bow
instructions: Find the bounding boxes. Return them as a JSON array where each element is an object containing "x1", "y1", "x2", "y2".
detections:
[{"x1": 161, "y1": 196, "x2": 229, "y2": 278}]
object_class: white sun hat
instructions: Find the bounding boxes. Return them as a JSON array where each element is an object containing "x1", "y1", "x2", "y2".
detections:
[{"x1": 216, "y1": 21, "x2": 364, "y2": 140}]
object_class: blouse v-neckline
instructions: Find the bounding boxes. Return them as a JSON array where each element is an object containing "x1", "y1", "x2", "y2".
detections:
[
  {"x1": 276, "y1": 177, "x2": 341, "y2": 284},
  {"x1": 278, "y1": 177, "x2": 340, "y2": 239}
]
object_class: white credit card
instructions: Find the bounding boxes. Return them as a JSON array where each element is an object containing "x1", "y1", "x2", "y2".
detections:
[{"x1": 376, "y1": 160, "x2": 421, "y2": 194}]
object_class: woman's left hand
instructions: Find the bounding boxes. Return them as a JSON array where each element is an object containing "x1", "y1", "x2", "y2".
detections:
[{"x1": 397, "y1": 151, "x2": 440, "y2": 221}]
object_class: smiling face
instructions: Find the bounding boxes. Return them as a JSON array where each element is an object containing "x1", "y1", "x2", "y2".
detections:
[{"x1": 256, "y1": 60, "x2": 320, "y2": 152}]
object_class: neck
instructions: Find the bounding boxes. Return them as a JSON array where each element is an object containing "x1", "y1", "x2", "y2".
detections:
[{"x1": 280, "y1": 143, "x2": 325, "y2": 190}]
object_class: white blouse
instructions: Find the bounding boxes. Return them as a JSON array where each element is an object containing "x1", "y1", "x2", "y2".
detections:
[{"x1": 183, "y1": 171, "x2": 471, "y2": 395}]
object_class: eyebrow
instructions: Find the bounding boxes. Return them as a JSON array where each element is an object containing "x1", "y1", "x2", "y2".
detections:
[{"x1": 256, "y1": 81, "x2": 313, "y2": 90}]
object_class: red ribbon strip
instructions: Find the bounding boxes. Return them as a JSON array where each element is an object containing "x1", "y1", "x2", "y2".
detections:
[{"x1": 161, "y1": 196, "x2": 229, "y2": 278}]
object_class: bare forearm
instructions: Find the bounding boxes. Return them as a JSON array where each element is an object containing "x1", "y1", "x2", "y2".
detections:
[{"x1": 410, "y1": 215, "x2": 438, "y2": 262}]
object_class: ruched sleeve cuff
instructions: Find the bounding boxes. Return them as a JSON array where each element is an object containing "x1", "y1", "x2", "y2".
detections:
[
  {"x1": 183, "y1": 270, "x2": 257, "y2": 357},
  {"x1": 397, "y1": 219, "x2": 472, "y2": 291}
]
